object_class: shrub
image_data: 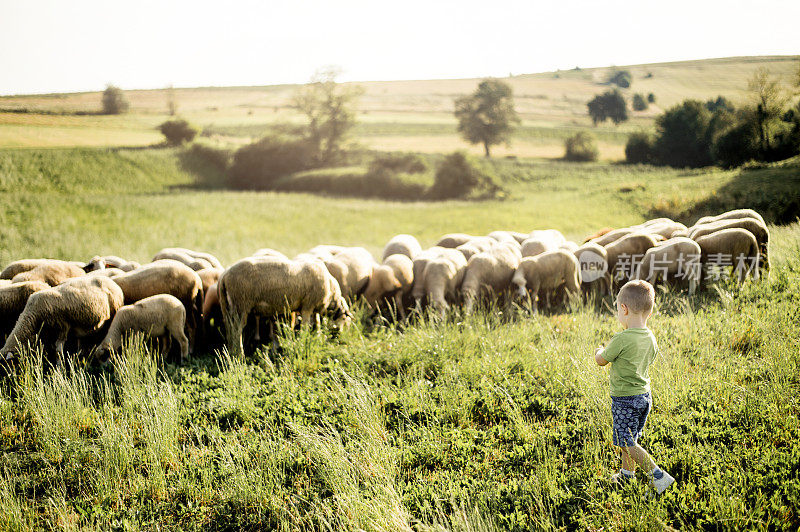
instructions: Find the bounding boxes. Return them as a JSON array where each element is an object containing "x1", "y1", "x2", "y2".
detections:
[
  {"x1": 563, "y1": 132, "x2": 599, "y2": 162},
  {"x1": 428, "y1": 152, "x2": 504, "y2": 200},
  {"x1": 652, "y1": 100, "x2": 714, "y2": 168},
  {"x1": 632, "y1": 94, "x2": 648, "y2": 111},
  {"x1": 607, "y1": 69, "x2": 632, "y2": 88},
  {"x1": 188, "y1": 142, "x2": 232, "y2": 173},
  {"x1": 625, "y1": 132, "x2": 654, "y2": 164},
  {"x1": 275, "y1": 167, "x2": 427, "y2": 200},
  {"x1": 159, "y1": 119, "x2": 199, "y2": 146},
  {"x1": 367, "y1": 153, "x2": 427, "y2": 176},
  {"x1": 102, "y1": 85, "x2": 128, "y2": 115},
  {"x1": 705, "y1": 96, "x2": 735, "y2": 113},
  {"x1": 647, "y1": 93, "x2": 656, "y2": 103},
  {"x1": 227, "y1": 135, "x2": 316, "y2": 190},
  {"x1": 712, "y1": 122, "x2": 759, "y2": 168}
]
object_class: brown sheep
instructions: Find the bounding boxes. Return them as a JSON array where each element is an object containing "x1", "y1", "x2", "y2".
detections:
[
  {"x1": 363, "y1": 254, "x2": 414, "y2": 319},
  {"x1": 635, "y1": 237, "x2": 702, "y2": 295},
  {"x1": 11, "y1": 261, "x2": 87, "y2": 286},
  {"x1": 604, "y1": 233, "x2": 659, "y2": 284},
  {"x1": 583, "y1": 227, "x2": 614, "y2": 243},
  {"x1": 1, "y1": 276, "x2": 124, "y2": 359},
  {"x1": 689, "y1": 217, "x2": 770, "y2": 270},
  {"x1": 512, "y1": 250, "x2": 581, "y2": 314},
  {"x1": 694, "y1": 228, "x2": 760, "y2": 285},
  {"x1": 591, "y1": 228, "x2": 635, "y2": 247}
]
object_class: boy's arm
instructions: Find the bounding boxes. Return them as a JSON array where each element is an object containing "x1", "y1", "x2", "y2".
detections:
[{"x1": 594, "y1": 347, "x2": 609, "y2": 366}]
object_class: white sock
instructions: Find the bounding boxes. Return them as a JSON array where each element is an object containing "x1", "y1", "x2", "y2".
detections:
[{"x1": 620, "y1": 468, "x2": 634, "y2": 477}]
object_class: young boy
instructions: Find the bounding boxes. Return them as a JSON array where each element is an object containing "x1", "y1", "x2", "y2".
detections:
[{"x1": 594, "y1": 279, "x2": 675, "y2": 494}]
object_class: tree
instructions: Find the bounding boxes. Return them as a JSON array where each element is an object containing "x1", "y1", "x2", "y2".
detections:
[
  {"x1": 705, "y1": 96, "x2": 734, "y2": 113},
  {"x1": 428, "y1": 152, "x2": 503, "y2": 199},
  {"x1": 454, "y1": 79, "x2": 520, "y2": 157},
  {"x1": 293, "y1": 67, "x2": 362, "y2": 166},
  {"x1": 632, "y1": 93, "x2": 648, "y2": 111},
  {"x1": 747, "y1": 67, "x2": 790, "y2": 157},
  {"x1": 102, "y1": 85, "x2": 129, "y2": 114},
  {"x1": 625, "y1": 132, "x2": 654, "y2": 164},
  {"x1": 647, "y1": 93, "x2": 656, "y2": 104},
  {"x1": 587, "y1": 90, "x2": 628, "y2": 125}
]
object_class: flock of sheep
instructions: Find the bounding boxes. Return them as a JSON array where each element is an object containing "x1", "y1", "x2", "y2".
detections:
[{"x1": 0, "y1": 208, "x2": 768, "y2": 362}]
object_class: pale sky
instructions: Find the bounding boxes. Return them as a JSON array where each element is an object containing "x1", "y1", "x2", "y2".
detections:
[{"x1": 1, "y1": 0, "x2": 797, "y2": 95}]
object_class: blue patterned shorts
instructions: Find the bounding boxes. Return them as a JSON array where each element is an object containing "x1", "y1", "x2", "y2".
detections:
[{"x1": 611, "y1": 393, "x2": 651, "y2": 447}]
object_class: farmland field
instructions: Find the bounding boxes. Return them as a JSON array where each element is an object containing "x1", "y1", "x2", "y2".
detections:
[{"x1": 0, "y1": 142, "x2": 799, "y2": 529}]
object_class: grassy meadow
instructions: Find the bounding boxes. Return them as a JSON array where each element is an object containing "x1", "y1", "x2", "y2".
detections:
[{"x1": 0, "y1": 142, "x2": 799, "y2": 529}]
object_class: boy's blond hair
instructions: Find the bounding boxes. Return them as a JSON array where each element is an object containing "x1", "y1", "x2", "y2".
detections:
[{"x1": 618, "y1": 280, "x2": 655, "y2": 315}]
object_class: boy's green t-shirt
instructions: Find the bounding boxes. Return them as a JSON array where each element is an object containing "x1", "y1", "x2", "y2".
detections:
[{"x1": 602, "y1": 327, "x2": 658, "y2": 397}]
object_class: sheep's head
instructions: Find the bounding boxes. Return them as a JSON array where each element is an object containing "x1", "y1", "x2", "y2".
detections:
[
  {"x1": 84, "y1": 256, "x2": 106, "y2": 273},
  {"x1": 329, "y1": 296, "x2": 352, "y2": 328}
]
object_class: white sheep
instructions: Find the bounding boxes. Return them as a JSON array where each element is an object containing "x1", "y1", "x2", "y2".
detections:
[
  {"x1": 461, "y1": 243, "x2": 522, "y2": 314},
  {"x1": 0, "y1": 281, "x2": 50, "y2": 339},
  {"x1": 512, "y1": 250, "x2": 581, "y2": 314},
  {"x1": 332, "y1": 247, "x2": 376, "y2": 300},
  {"x1": 436, "y1": 233, "x2": 474, "y2": 248},
  {"x1": 95, "y1": 294, "x2": 189, "y2": 363},
  {"x1": 155, "y1": 247, "x2": 223, "y2": 269},
  {"x1": 411, "y1": 247, "x2": 448, "y2": 304},
  {"x1": 487, "y1": 231, "x2": 519, "y2": 246},
  {"x1": 217, "y1": 257, "x2": 350, "y2": 357},
  {"x1": 417, "y1": 249, "x2": 467, "y2": 315},
  {"x1": 382, "y1": 234, "x2": 422, "y2": 261},
  {"x1": 521, "y1": 237, "x2": 558, "y2": 258},
  {"x1": 152, "y1": 250, "x2": 213, "y2": 271},
  {"x1": 252, "y1": 248, "x2": 289, "y2": 261},
  {"x1": 635, "y1": 237, "x2": 702, "y2": 295},
  {"x1": 363, "y1": 254, "x2": 414, "y2": 319},
  {"x1": 574, "y1": 242, "x2": 612, "y2": 296},
  {"x1": 590, "y1": 228, "x2": 635, "y2": 247},
  {"x1": 529, "y1": 229, "x2": 566, "y2": 247},
  {"x1": 689, "y1": 217, "x2": 770, "y2": 270},
  {"x1": 1, "y1": 276, "x2": 124, "y2": 359}
]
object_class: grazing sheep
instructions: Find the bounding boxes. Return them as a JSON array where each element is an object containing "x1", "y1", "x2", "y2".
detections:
[
  {"x1": 11, "y1": 261, "x2": 87, "y2": 286},
  {"x1": 559, "y1": 241, "x2": 580, "y2": 254},
  {"x1": 509, "y1": 231, "x2": 531, "y2": 244},
  {"x1": 694, "y1": 228, "x2": 760, "y2": 285},
  {"x1": 155, "y1": 247, "x2": 223, "y2": 269},
  {"x1": 0, "y1": 281, "x2": 50, "y2": 339},
  {"x1": 604, "y1": 233, "x2": 659, "y2": 284},
  {"x1": 635, "y1": 237, "x2": 702, "y2": 295},
  {"x1": 512, "y1": 250, "x2": 581, "y2": 314},
  {"x1": 584, "y1": 227, "x2": 614, "y2": 243},
  {"x1": 332, "y1": 247, "x2": 376, "y2": 300},
  {"x1": 696, "y1": 208, "x2": 765, "y2": 227},
  {"x1": 456, "y1": 242, "x2": 484, "y2": 261},
  {"x1": 574, "y1": 242, "x2": 612, "y2": 296},
  {"x1": 411, "y1": 247, "x2": 448, "y2": 304},
  {"x1": 99, "y1": 256, "x2": 140, "y2": 272},
  {"x1": 529, "y1": 229, "x2": 566, "y2": 247},
  {"x1": 689, "y1": 217, "x2": 770, "y2": 270},
  {"x1": 639, "y1": 221, "x2": 688, "y2": 240},
  {"x1": 418, "y1": 249, "x2": 468, "y2": 315},
  {"x1": 95, "y1": 294, "x2": 189, "y2": 363},
  {"x1": 85, "y1": 268, "x2": 126, "y2": 278},
  {"x1": 217, "y1": 257, "x2": 350, "y2": 357},
  {"x1": 461, "y1": 243, "x2": 522, "y2": 314},
  {"x1": 1, "y1": 276, "x2": 124, "y2": 359},
  {"x1": 487, "y1": 231, "x2": 519, "y2": 246},
  {"x1": 521, "y1": 237, "x2": 558, "y2": 258},
  {"x1": 436, "y1": 233, "x2": 474, "y2": 249},
  {"x1": 590, "y1": 228, "x2": 635, "y2": 247},
  {"x1": 196, "y1": 267, "x2": 224, "y2": 294},
  {"x1": 152, "y1": 250, "x2": 213, "y2": 271},
  {"x1": 363, "y1": 254, "x2": 414, "y2": 319},
  {"x1": 309, "y1": 245, "x2": 346, "y2": 258},
  {"x1": 382, "y1": 234, "x2": 422, "y2": 261},
  {"x1": 252, "y1": 248, "x2": 289, "y2": 261},
  {"x1": 2, "y1": 259, "x2": 57, "y2": 280},
  {"x1": 111, "y1": 260, "x2": 203, "y2": 352}
]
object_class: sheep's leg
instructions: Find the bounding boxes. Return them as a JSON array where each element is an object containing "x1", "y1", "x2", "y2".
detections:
[
  {"x1": 300, "y1": 308, "x2": 313, "y2": 329},
  {"x1": 254, "y1": 317, "x2": 261, "y2": 342},
  {"x1": 688, "y1": 278, "x2": 697, "y2": 297},
  {"x1": 544, "y1": 291, "x2": 551, "y2": 312},
  {"x1": 169, "y1": 324, "x2": 189, "y2": 364},
  {"x1": 55, "y1": 325, "x2": 69, "y2": 358},
  {"x1": 394, "y1": 292, "x2": 407, "y2": 320}
]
